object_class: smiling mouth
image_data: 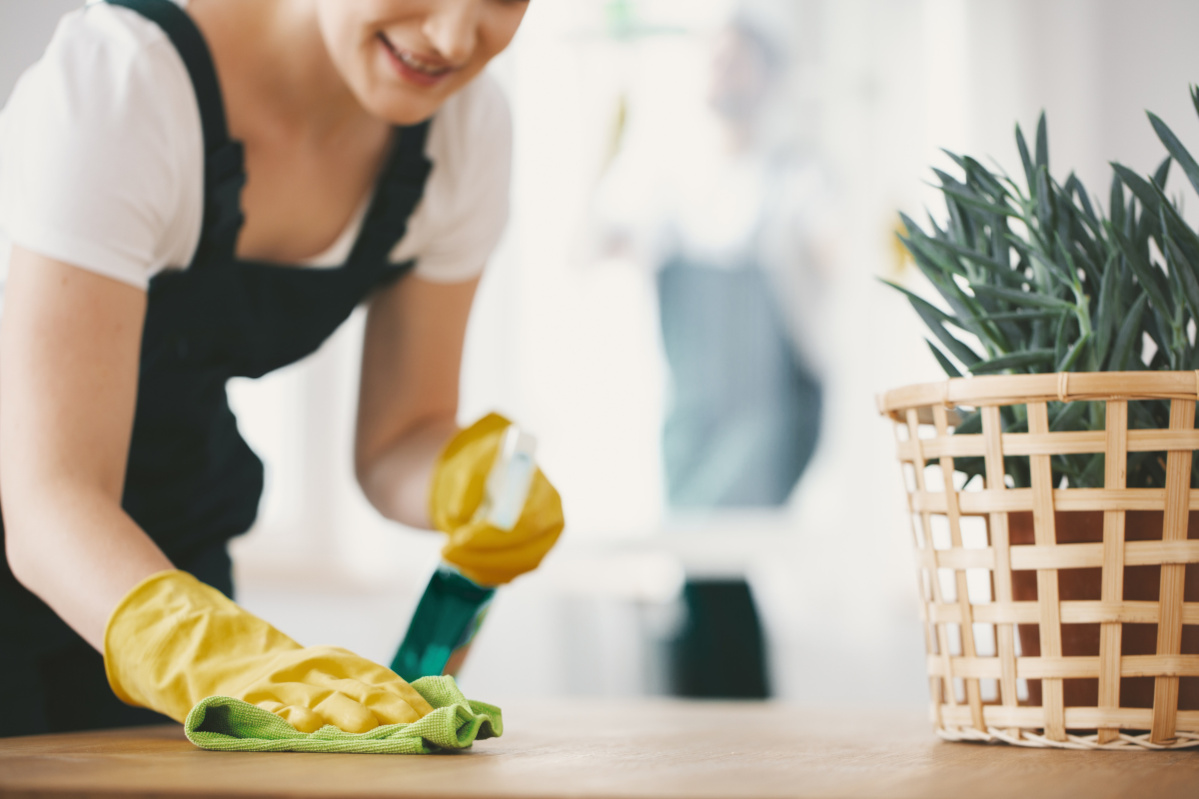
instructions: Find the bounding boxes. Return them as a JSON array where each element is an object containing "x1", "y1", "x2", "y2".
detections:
[{"x1": 377, "y1": 34, "x2": 454, "y2": 79}]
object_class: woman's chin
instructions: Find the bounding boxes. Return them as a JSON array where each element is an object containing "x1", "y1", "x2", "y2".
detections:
[
  {"x1": 376, "y1": 102, "x2": 438, "y2": 127},
  {"x1": 352, "y1": 85, "x2": 442, "y2": 127},
  {"x1": 357, "y1": 65, "x2": 473, "y2": 124}
]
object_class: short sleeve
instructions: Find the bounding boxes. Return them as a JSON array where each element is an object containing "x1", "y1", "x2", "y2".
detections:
[
  {"x1": 404, "y1": 74, "x2": 512, "y2": 283},
  {"x1": 0, "y1": 4, "x2": 203, "y2": 290}
]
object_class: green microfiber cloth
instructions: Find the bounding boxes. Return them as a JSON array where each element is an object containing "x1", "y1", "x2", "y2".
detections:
[{"x1": 183, "y1": 675, "x2": 502, "y2": 754}]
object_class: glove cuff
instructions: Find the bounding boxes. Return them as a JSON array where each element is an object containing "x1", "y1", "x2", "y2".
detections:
[
  {"x1": 103, "y1": 569, "x2": 188, "y2": 710},
  {"x1": 104, "y1": 569, "x2": 301, "y2": 722}
]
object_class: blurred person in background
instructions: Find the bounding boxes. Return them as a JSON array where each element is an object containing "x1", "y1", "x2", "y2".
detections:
[
  {"x1": 0, "y1": 0, "x2": 562, "y2": 738},
  {"x1": 594, "y1": 3, "x2": 832, "y2": 698}
]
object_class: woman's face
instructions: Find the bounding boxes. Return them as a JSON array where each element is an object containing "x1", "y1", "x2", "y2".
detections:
[
  {"x1": 317, "y1": 0, "x2": 528, "y2": 124},
  {"x1": 707, "y1": 26, "x2": 774, "y2": 123}
]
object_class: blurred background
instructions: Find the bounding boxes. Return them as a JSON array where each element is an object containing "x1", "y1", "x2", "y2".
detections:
[{"x1": 4, "y1": 0, "x2": 1199, "y2": 708}]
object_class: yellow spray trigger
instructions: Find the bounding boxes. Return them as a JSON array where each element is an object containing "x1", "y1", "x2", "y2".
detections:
[{"x1": 432, "y1": 412, "x2": 564, "y2": 586}]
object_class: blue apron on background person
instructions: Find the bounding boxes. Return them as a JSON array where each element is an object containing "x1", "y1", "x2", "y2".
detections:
[
  {"x1": 0, "y1": 0, "x2": 434, "y2": 736},
  {"x1": 657, "y1": 256, "x2": 822, "y2": 508}
]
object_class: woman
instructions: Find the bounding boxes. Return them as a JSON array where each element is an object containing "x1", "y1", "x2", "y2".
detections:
[{"x1": 0, "y1": 0, "x2": 563, "y2": 737}]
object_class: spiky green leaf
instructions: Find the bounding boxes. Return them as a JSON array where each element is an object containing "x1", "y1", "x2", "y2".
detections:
[
  {"x1": 1108, "y1": 293, "x2": 1149, "y2": 370},
  {"x1": 1148, "y1": 112, "x2": 1198, "y2": 195},
  {"x1": 1057, "y1": 331, "x2": 1091, "y2": 372},
  {"x1": 970, "y1": 349, "x2": 1056, "y2": 374},
  {"x1": 1035, "y1": 112, "x2": 1049, "y2": 172},
  {"x1": 926, "y1": 340, "x2": 963, "y2": 377},
  {"x1": 968, "y1": 283, "x2": 1077, "y2": 311}
]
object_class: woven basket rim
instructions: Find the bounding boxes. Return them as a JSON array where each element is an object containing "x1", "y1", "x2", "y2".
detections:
[{"x1": 877, "y1": 370, "x2": 1199, "y2": 415}]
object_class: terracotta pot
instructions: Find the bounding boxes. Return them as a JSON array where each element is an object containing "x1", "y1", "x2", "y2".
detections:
[{"x1": 1008, "y1": 510, "x2": 1199, "y2": 710}]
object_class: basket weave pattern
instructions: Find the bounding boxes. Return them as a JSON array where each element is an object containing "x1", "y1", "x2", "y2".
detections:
[{"x1": 879, "y1": 372, "x2": 1199, "y2": 750}]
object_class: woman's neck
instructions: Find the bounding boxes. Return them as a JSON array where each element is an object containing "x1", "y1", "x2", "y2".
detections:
[{"x1": 189, "y1": 0, "x2": 386, "y2": 149}]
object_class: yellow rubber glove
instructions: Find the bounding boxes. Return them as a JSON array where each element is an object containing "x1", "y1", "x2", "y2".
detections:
[
  {"x1": 431, "y1": 413, "x2": 565, "y2": 586},
  {"x1": 104, "y1": 570, "x2": 434, "y2": 732}
]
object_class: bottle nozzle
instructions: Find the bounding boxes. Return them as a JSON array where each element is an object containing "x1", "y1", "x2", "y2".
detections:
[{"x1": 477, "y1": 425, "x2": 538, "y2": 532}]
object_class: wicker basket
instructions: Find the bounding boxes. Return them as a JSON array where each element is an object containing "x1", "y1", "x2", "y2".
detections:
[{"x1": 878, "y1": 372, "x2": 1199, "y2": 750}]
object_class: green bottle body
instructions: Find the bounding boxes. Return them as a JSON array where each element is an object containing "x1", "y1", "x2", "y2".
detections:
[
  {"x1": 390, "y1": 563, "x2": 496, "y2": 682},
  {"x1": 392, "y1": 423, "x2": 536, "y2": 681}
]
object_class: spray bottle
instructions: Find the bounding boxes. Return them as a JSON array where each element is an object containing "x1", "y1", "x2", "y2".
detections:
[{"x1": 390, "y1": 425, "x2": 538, "y2": 681}]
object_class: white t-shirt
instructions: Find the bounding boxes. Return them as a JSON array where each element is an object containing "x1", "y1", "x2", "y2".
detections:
[
  {"x1": 594, "y1": 128, "x2": 834, "y2": 376},
  {"x1": 0, "y1": 1, "x2": 511, "y2": 291}
]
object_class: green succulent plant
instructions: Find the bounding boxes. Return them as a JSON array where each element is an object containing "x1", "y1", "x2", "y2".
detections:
[{"x1": 887, "y1": 88, "x2": 1199, "y2": 489}]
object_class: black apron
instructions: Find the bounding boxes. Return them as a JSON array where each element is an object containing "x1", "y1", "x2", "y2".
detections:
[{"x1": 0, "y1": 0, "x2": 433, "y2": 735}]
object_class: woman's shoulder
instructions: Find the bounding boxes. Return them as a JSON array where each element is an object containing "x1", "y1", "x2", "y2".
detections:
[
  {"x1": 398, "y1": 73, "x2": 513, "y2": 282},
  {"x1": 426, "y1": 72, "x2": 512, "y2": 169},
  {"x1": 0, "y1": 2, "x2": 203, "y2": 289},
  {"x1": 442, "y1": 72, "x2": 511, "y2": 125},
  {"x1": 4, "y1": 2, "x2": 195, "y2": 137},
  {"x1": 40, "y1": 2, "x2": 185, "y2": 74}
]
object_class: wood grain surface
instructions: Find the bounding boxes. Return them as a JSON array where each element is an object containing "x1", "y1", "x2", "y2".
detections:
[{"x1": 1, "y1": 700, "x2": 1197, "y2": 799}]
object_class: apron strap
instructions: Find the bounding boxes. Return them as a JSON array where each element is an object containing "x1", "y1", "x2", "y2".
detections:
[
  {"x1": 347, "y1": 121, "x2": 433, "y2": 269},
  {"x1": 106, "y1": 0, "x2": 245, "y2": 265}
]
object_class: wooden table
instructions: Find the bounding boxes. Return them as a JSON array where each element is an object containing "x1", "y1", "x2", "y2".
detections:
[{"x1": 1, "y1": 700, "x2": 1196, "y2": 798}]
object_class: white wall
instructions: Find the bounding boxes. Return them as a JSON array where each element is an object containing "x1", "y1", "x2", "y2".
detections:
[{"x1": 0, "y1": 1, "x2": 82, "y2": 96}]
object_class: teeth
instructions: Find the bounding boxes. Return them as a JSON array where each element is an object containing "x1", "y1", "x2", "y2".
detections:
[
  {"x1": 379, "y1": 33, "x2": 452, "y2": 78},
  {"x1": 393, "y1": 45, "x2": 449, "y2": 75}
]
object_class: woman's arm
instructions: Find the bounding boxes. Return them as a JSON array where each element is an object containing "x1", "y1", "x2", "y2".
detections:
[
  {"x1": 0, "y1": 246, "x2": 174, "y2": 652},
  {"x1": 1, "y1": 250, "x2": 437, "y2": 730},
  {"x1": 354, "y1": 272, "x2": 481, "y2": 529}
]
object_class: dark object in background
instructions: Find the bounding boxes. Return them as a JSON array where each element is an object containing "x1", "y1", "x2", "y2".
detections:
[{"x1": 669, "y1": 579, "x2": 770, "y2": 699}]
